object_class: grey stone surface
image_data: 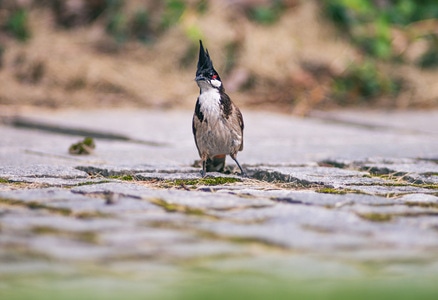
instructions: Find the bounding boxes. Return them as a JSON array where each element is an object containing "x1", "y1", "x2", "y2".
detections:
[{"x1": 1, "y1": 108, "x2": 438, "y2": 294}]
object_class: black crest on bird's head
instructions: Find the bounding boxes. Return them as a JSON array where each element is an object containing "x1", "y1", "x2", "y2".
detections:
[{"x1": 196, "y1": 40, "x2": 220, "y2": 81}]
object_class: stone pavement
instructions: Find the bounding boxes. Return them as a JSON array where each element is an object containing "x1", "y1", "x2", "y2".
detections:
[{"x1": 1, "y1": 108, "x2": 438, "y2": 298}]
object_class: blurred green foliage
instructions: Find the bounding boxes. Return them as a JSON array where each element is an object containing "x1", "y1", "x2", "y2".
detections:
[
  {"x1": 0, "y1": 0, "x2": 284, "y2": 45},
  {"x1": 4, "y1": 8, "x2": 30, "y2": 41},
  {"x1": 103, "y1": 0, "x2": 202, "y2": 44},
  {"x1": 417, "y1": 34, "x2": 438, "y2": 69},
  {"x1": 131, "y1": 9, "x2": 151, "y2": 43},
  {"x1": 161, "y1": 0, "x2": 186, "y2": 29},
  {"x1": 248, "y1": 0, "x2": 284, "y2": 25},
  {"x1": 323, "y1": 0, "x2": 438, "y2": 104},
  {"x1": 105, "y1": 0, "x2": 137, "y2": 44},
  {"x1": 196, "y1": 0, "x2": 209, "y2": 14},
  {"x1": 106, "y1": 13, "x2": 128, "y2": 43},
  {"x1": 324, "y1": 0, "x2": 438, "y2": 61},
  {"x1": 333, "y1": 60, "x2": 402, "y2": 104}
]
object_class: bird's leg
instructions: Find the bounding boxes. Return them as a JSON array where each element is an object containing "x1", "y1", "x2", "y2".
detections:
[
  {"x1": 231, "y1": 155, "x2": 247, "y2": 177},
  {"x1": 201, "y1": 159, "x2": 207, "y2": 177}
]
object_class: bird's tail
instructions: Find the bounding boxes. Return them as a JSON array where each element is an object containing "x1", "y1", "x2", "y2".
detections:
[{"x1": 206, "y1": 155, "x2": 226, "y2": 172}]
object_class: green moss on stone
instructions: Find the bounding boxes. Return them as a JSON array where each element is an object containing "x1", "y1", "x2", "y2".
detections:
[
  {"x1": 196, "y1": 230, "x2": 286, "y2": 251},
  {"x1": 316, "y1": 187, "x2": 365, "y2": 195},
  {"x1": 166, "y1": 177, "x2": 241, "y2": 187},
  {"x1": 316, "y1": 187, "x2": 347, "y2": 194},
  {"x1": 75, "y1": 211, "x2": 112, "y2": 219},
  {"x1": 149, "y1": 197, "x2": 210, "y2": 217},
  {"x1": 69, "y1": 137, "x2": 96, "y2": 155},
  {"x1": 417, "y1": 183, "x2": 438, "y2": 190},
  {"x1": 75, "y1": 180, "x2": 111, "y2": 186},
  {"x1": 31, "y1": 226, "x2": 99, "y2": 244},
  {"x1": 109, "y1": 174, "x2": 137, "y2": 181},
  {"x1": 0, "y1": 198, "x2": 72, "y2": 215},
  {"x1": 32, "y1": 226, "x2": 62, "y2": 234},
  {"x1": 405, "y1": 201, "x2": 438, "y2": 209},
  {"x1": 357, "y1": 212, "x2": 393, "y2": 222}
]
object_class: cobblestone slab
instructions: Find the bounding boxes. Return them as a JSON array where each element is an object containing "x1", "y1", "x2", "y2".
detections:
[{"x1": 1, "y1": 108, "x2": 438, "y2": 295}]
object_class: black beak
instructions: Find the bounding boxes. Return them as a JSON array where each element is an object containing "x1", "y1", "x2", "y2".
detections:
[{"x1": 195, "y1": 74, "x2": 206, "y2": 81}]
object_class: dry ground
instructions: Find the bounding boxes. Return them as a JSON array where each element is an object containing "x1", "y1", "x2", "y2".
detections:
[{"x1": 0, "y1": 0, "x2": 437, "y2": 115}]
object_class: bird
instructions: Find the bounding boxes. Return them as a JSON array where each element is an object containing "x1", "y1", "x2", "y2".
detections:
[{"x1": 192, "y1": 40, "x2": 246, "y2": 177}]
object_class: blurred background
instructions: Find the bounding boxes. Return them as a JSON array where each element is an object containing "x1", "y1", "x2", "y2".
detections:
[{"x1": 0, "y1": 0, "x2": 437, "y2": 115}]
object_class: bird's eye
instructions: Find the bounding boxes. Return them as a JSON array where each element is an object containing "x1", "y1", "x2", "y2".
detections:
[{"x1": 212, "y1": 74, "x2": 217, "y2": 79}]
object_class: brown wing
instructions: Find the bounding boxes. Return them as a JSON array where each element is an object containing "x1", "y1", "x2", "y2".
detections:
[
  {"x1": 192, "y1": 98, "x2": 203, "y2": 156},
  {"x1": 235, "y1": 104, "x2": 244, "y2": 151},
  {"x1": 221, "y1": 92, "x2": 244, "y2": 152}
]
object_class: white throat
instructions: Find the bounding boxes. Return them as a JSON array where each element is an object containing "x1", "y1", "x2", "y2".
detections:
[{"x1": 198, "y1": 85, "x2": 221, "y2": 116}]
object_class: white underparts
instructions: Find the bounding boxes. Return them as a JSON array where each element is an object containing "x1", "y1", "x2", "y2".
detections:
[
  {"x1": 195, "y1": 86, "x2": 241, "y2": 158},
  {"x1": 198, "y1": 88, "x2": 221, "y2": 116}
]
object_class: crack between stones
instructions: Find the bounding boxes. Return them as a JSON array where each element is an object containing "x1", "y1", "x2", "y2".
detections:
[{"x1": 3, "y1": 116, "x2": 167, "y2": 147}]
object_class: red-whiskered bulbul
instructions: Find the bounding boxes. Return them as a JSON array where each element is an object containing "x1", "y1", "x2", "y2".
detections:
[{"x1": 192, "y1": 40, "x2": 246, "y2": 177}]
